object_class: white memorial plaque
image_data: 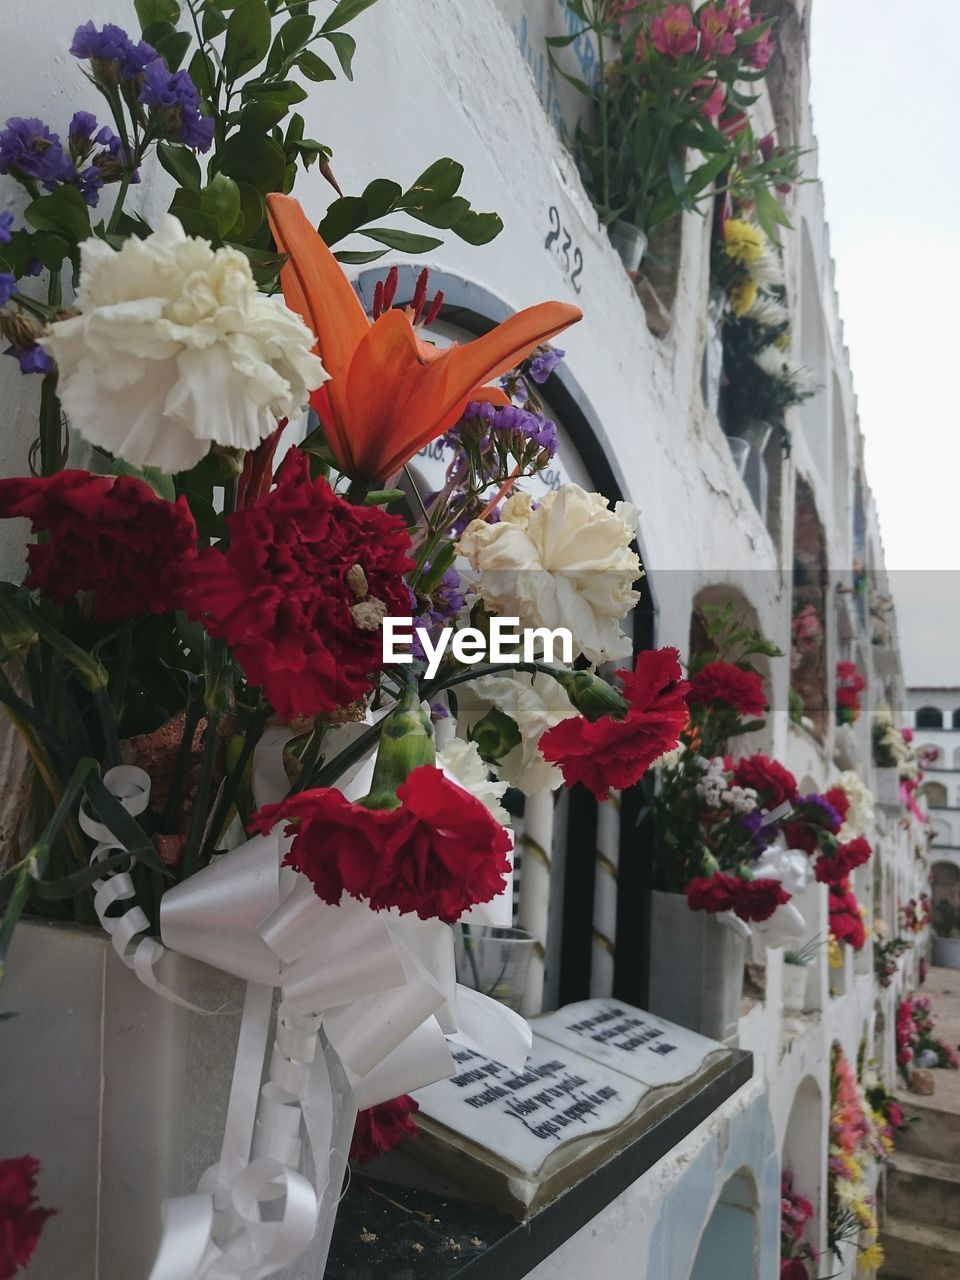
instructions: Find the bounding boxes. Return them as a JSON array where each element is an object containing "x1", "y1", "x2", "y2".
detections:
[
  {"x1": 534, "y1": 1000, "x2": 720, "y2": 1089},
  {"x1": 414, "y1": 1039, "x2": 645, "y2": 1179}
]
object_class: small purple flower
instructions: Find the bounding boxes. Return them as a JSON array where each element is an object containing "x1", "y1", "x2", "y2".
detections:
[
  {"x1": 412, "y1": 566, "x2": 466, "y2": 660},
  {"x1": 0, "y1": 273, "x2": 16, "y2": 306},
  {"x1": 6, "y1": 342, "x2": 54, "y2": 375},
  {"x1": 0, "y1": 211, "x2": 12, "y2": 243},
  {"x1": 21, "y1": 258, "x2": 43, "y2": 278},
  {"x1": 797, "y1": 792, "x2": 843, "y2": 833},
  {"x1": 527, "y1": 345, "x2": 565, "y2": 384},
  {"x1": 0, "y1": 118, "x2": 73, "y2": 188},
  {"x1": 72, "y1": 165, "x2": 104, "y2": 207},
  {"x1": 430, "y1": 702, "x2": 451, "y2": 720},
  {"x1": 139, "y1": 62, "x2": 214, "y2": 153},
  {"x1": 70, "y1": 22, "x2": 157, "y2": 83}
]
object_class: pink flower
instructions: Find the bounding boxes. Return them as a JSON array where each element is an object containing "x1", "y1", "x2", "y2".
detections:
[
  {"x1": 698, "y1": 5, "x2": 736, "y2": 58},
  {"x1": 745, "y1": 25, "x2": 775, "y2": 69},
  {"x1": 700, "y1": 79, "x2": 726, "y2": 122},
  {"x1": 650, "y1": 4, "x2": 699, "y2": 58}
]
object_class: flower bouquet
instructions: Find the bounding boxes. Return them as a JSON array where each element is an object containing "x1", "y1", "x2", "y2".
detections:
[
  {"x1": 835, "y1": 660, "x2": 866, "y2": 727},
  {"x1": 0, "y1": 5, "x2": 693, "y2": 1275},
  {"x1": 827, "y1": 1044, "x2": 885, "y2": 1272},
  {"x1": 779, "y1": 1168, "x2": 817, "y2": 1280},
  {"x1": 897, "y1": 994, "x2": 960, "y2": 1082}
]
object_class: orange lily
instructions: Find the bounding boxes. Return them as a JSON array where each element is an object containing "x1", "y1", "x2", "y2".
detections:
[{"x1": 266, "y1": 193, "x2": 582, "y2": 483}]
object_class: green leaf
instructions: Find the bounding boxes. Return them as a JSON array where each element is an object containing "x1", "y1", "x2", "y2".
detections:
[
  {"x1": 322, "y1": 30, "x2": 356, "y2": 79},
  {"x1": 320, "y1": 0, "x2": 381, "y2": 33},
  {"x1": 295, "y1": 50, "x2": 336, "y2": 81},
  {"x1": 737, "y1": 16, "x2": 774, "y2": 44},
  {"x1": 239, "y1": 99, "x2": 290, "y2": 131},
  {"x1": 157, "y1": 141, "x2": 203, "y2": 192},
  {"x1": 170, "y1": 204, "x2": 222, "y2": 240},
  {"x1": 223, "y1": 0, "x2": 271, "y2": 80},
  {"x1": 200, "y1": 173, "x2": 242, "y2": 235},
  {"x1": 241, "y1": 79, "x2": 308, "y2": 104},
  {"x1": 101, "y1": 454, "x2": 177, "y2": 501},
  {"x1": 360, "y1": 177, "x2": 402, "y2": 218},
  {"x1": 360, "y1": 227, "x2": 443, "y2": 253},
  {"x1": 318, "y1": 195, "x2": 369, "y2": 244},
  {"x1": 135, "y1": 0, "x2": 180, "y2": 27},
  {"x1": 409, "y1": 197, "x2": 470, "y2": 229},
  {"x1": 544, "y1": 33, "x2": 580, "y2": 48},
  {"x1": 334, "y1": 248, "x2": 386, "y2": 264},
  {"x1": 24, "y1": 186, "x2": 92, "y2": 242},
  {"x1": 157, "y1": 30, "x2": 192, "y2": 70},
  {"x1": 450, "y1": 210, "x2": 503, "y2": 245},
  {"x1": 217, "y1": 130, "x2": 286, "y2": 192},
  {"x1": 401, "y1": 157, "x2": 463, "y2": 206},
  {"x1": 29, "y1": 232, "x2": 71, "y2": 272},
  {"x1": 202, "y1": 5, "x2": 228, "y2": 39},
  {"x1": 189, "y1": 49, "x2": 218, "y2": 99},
  {"x1": 267, "y1": 14, "x2": 315, "y2": 73},
  {"x1": 141, "y1": 19, "x2": 177, "y2": 46}
]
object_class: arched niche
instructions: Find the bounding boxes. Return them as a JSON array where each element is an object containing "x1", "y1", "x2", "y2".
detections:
[
  {"x1": 952, "y1": 708, "x2": 960, "y2": 730},
  {"x1": 350, "y1": 267, "x2": 658, "y2": 1013},
  {"x1": 791, "y1": 476, "x2": 828, "y2": 738},
  {"x1": 930, "y1": 818, "x2": 951, "y2": 847},
  {"x1": 689, "y1": 1170, "x2": 759, "y2": 1280},
  {"x1": 688, "y1": 584, "x2": 776, "y2": 756},
  {"x1": 781, "y1": 1076, "x2": 824, "y2": 1254},
  {"x1": 925, "y1": 780, "x2": 948, "y2": 809},
  {"x1": 915, "y1": 705, "x2": 944, "y2": 729},
  {"x1": 932, "y1": 861, "x2": 960, "y2": 937}
]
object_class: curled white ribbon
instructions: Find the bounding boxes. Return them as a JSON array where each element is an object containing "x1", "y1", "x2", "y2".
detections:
[
  {"x1": 748, "y1": 841, "x2": 810, "y2": 948},
  {"x1": 84, "y1": 747, "x2": 531, "y2": 1279}
]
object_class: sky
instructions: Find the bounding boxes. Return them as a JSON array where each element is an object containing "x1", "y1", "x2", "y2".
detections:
[{"x1": 809, "y1": 0, "x2": 960, "y2": 684}]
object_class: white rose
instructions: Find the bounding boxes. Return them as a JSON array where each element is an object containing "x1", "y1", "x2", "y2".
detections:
[
  {"x1": 458, "y1": 483, "x2": 642, "y2": 664},
  {"x1": 437, "y1": 738, "x2": 511, "y2": 826},
  {"x1": 42, "y1": 215, "x2": 327, "y2": 474},
  {"x1": 455, "y1": 671, "x2": 580, "y2": 795}
]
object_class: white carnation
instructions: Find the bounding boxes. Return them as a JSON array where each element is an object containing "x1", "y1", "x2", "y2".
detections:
[
  {"x1": 42, "y1": 215, "x2": 327, "y2": 474},
  {"x1": 437, "y1": 737, "x2": 511, "y2": 825},
  {"x1": 458, "y1": 484, "x2": 642, "y2": 664},
  {"x1": 835, "y1": 770, "x2": 875, "y2": 839},
  {"x1": 455, "y1": 670, "x2": 579, "y2": 795}
]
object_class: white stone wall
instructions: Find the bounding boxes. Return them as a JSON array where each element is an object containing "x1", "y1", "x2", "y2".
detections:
[{"x1": 0, "y1": 2, "x2": 924, "y2": 1277}]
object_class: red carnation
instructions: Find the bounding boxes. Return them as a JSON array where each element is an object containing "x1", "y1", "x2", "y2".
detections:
[
  {"x1": 252, "y1": 765, "x2": 512, "y2": 924},
  {"x1": 823, "y1": 785, "x2": 850, "y2": 825},
  {"x1": 829, "y1": 881, "x2": 866, "y2": 950},
  {"x1": 780, "y1": 1261, "x2": 811, "y2": 1280},
  {"x1": 815, "y1": 836, "x2": 872, "y2": 886},
  {"x1": 538, "y1": 647, "x2": 689, "y2": 801},
  {"x1": 686, "y1": 872, "x2": 789, "y2": 922},
  {"x1": 687, "y1": 660, "x2": 767, "y2": 716},
  {"x1": 350, "y1": 1095, "x2": 420, "y2": 1165},
  {"x1": 0, "y1": 1155, "x2": 55, "y2": 1279},
  {"x1": 0, "y1": 471, "x2": 197, "y2": 622},
  {"x1": 179, "y1": 449, "x2": 413, "y2": 719},
  {"x1": 731, "y1": 754, "x2": 798, "y2": 809}
]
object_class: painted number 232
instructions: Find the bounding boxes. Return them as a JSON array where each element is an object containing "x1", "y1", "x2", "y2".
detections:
[{"x1": 545, "y1": 205, "x2": 583, "y2": 293}]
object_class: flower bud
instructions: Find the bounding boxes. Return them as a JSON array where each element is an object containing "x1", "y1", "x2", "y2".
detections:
[
  {"x1": 365, "y1": 682, "x2": 435, "y2": 807},
  {"x1": 468, "y1": 707, "x2": 522, "y2": 764},
  {"x1": 552, "y1": 669, "x2": 629, "y2": 722}
]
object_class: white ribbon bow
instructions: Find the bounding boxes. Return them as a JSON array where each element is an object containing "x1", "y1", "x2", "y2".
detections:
[
  {"x1": 82, "y1": 741, "x2": 531, "y2": 1280},
  {"x1": 748, "y1": 841, "x2": 811, "y2": 948}
]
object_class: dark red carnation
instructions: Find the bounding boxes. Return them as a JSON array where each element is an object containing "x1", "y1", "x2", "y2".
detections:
[
  {"x1": 0, "y1": 471, "x2": 197, "y2": 622},
  {"x1": 538, "y1": 647, "x2": 689, "y2": 801},
  {"x1": 687, "y1": 660, "x2": 766, "y2": 716},
  {"x1": 252, "y1": 765, "x2": 512, "y2": 924},
  {"x1": 780, "y1": 1261, "x2": 811, "y2": 1280},
  {"x1": 179, "y1": 449, "x2": 413, "y2": 719},
  {"x1": 731, "y1": 754, "x2": 798, "y2": 810},
  {"x1": 823, "y1": 786, "x2": 850, "y2": 824},
  {"x1": 829, "y1": 881, "x2": 866, "y2": 950},
  {"x1": 350, "y1": 1094, "x2": 419, "y2": 1165},
  {"x1": 686, "y1": 872, "x2": 789, "y2": 922},
  {"x1": 0, "y1": 1155, "x2": 55, "y2": 1279},
  {"x1": 815, "y1": 836, "x2": 872, "y2": 886}
]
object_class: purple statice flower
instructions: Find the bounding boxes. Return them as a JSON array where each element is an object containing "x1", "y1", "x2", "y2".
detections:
[
  {"x1": 0, "y1": 118, "x2": 73, "y2": 188},
  {"x1": 6, "y1": 342, "x2": 54, "y2": 375},
  {"x1": 527, "y1": 345, "x2": 565, "y2": 384},
  {"x1": 0, "y1": 211, "x2": 12, "y2": 243},
  {"x1": 430, "y1": 702, "x2": 450, "y2": 720},
  {"x1": 797, "y1": 792, "x2": 843, "y2": 834},
  {"x1": 139, "y1": 62, "x2": 214, "y2": 153},
  {"x1": 411, "y1": 566, "x2": 466, "y2": 661},
  {"x1": 70, "y1": 22, "x2": 157, "y2": 83},
  {"x1": 71, "y1": 165, "x2": 104, "y2": 207},
  {"x1": 0, "y1": 273, "x2": 16, "y2": 306},
  {"x1": 92, "y1": 133, "x2": 141, "y2": 187},
  {"x1": 67, "y1": 111, "x2": 117, "y2": 163}
]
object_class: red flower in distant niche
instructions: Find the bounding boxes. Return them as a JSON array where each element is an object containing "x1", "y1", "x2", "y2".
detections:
[
  {"x1": 538, "y1": 647, "x2": 689, "y2": 801},
  {"x1": 0, "y1": 1155, "x2": 55, "y2": 1279},
  {"x1": 252, "y1": 766, "x2": 512, "y2": 924},
  {"x1": 688, "y1": 660, "x2": 767, "y2": 716},
  {"x1": 179, "y1": 449, "x2": 413, "y2": 719},
  {"x1": 350, "y1": 1095, "x2": 420, "y2": 1166},
  {"x1": 731, "y1": 754, "x2": 798, "y2": 810},
  {"x1": 780, "y1": 1260, "x2": 811, "y2": 1280},
  {"x1": 686, "y1": 872, "x2": 790, "y2": 922},
  {"x1": 0, "y1": 471, "x2": 197, "y2": 621},
  {"x1": 829, "y1": 881, "x2": 866, "y2": 950},
  {"x1": 815, "y1": 836, "x2": 872, "y2": 886}
]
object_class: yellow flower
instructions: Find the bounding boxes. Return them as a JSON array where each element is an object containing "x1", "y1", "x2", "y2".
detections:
[
  {"x1": 860, "y1": 1242, "x2": 884, "y2": 1270},
  {"x1": 828, "y1": 936, "x2": 844, "y2": 968},
  {"x1": 729, "y1": 277, "x2": 758, "y2": 316},
  {"x1": 722, "y1": 218, "x2": 765, "y2": 265}
]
